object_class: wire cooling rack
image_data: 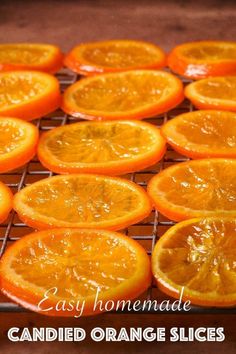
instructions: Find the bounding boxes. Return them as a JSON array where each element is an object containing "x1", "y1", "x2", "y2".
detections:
[{"x1": 0, "y1": 69, "x2": 235, "y2": 315}]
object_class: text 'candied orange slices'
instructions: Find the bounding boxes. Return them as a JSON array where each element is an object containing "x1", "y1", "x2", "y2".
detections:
[
  {"x1": 64, "y1": 40, "x2": 166, "y2": 75},
  {"x1": 0, "y1": 71, "x2": 61, "y2": 121},
  {"x1": 0, "y1": 43, "x2": 63, "y2": 73},
  {"x1": 152, "y1": 217, "x2": 236, "y2": 307},
  {"x1": 185, "y1": 76, "x2": 236, "y2": 111},
  {"x1": 13, "y1": 174, "x2": 152, "y2": 230},
  {"x1": 37, "y1": 120, "x2": 166, "y2": 175},
  {"x1": 147, "y1": 158, "x2": 236, "y2": 222},
  {"x1": 0, "y1": 182, "x2": 12, "y2": 223},
  {"x1": 0, "y1": 117, "x2": 39, "y2": 172},
  {"x1": 161, "y1": 110, "x2": 236, "y2": 159},
  {"x1": 61, "y1": 70, "x2": 184, "y2": 120},
  {"x1": 168, "y1": 41, "x2": 236, "y2": 79},
  {"x1": 0, "y1": 228, "x2": 151, "y2": 316}
]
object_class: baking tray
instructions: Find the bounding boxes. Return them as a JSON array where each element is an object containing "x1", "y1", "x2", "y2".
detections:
[{"x1": 0, "y1": 69, "x2": 235, "y2": 315}]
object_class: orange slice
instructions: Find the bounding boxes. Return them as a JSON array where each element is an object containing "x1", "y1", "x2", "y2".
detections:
[
  {"x1": 13, "y1": 174, "x2": 152, "y2": 230},
  {"x1": 0, "y1": 71, "x2": 61, "y2": 121},
  {"x1": 0, "y1": 43, "x2": 63, "y2": 73},
  {"x1": 64, "y1": 40, "x2": 166, "y2": 75},
  {"x1": 0, "y1": 117, "x2": 39, "y2": 172},
  {"x1": 185, "y1": 76, "x2": 236, "y2": 111},
  {"x1": 37, "y1": 120, "x2": 166, "y2": 175},
  {"x1": 61, "y1": 70, "x2": 184, "y2": 120},
  {"x1": 161, "y1": 110, "x2": 236, "y2": 159},
  {"x1": 168, "y1": 41, "x2": 236, "y2": 79},
  {"x1": 152, "y1": 217, "x2": 236, "y2": 307},
  {"x1": 0, "y1": 228, "x2": 151, "y2": 316},
  {"x1": 0, "y1": 182, "x2": 13, "y2": 223},
  {"x1": 147, "y1": 159, "x2": 236, "y2": 221}
]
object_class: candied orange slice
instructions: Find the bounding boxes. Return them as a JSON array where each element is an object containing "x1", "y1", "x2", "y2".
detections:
[
  {"x1": 37, "y1": 120, "x2": 166, "y2": 175},
  {"x1": 13, "y1": 174, "x2": 152, "y2": 230},
  {"x1": 185, "y1": 76, "x2": 236, "y2": 111},
  {"x1": 0, "y1": 228, "x2": 151, "y2": 316},
  {"x1": 64, "y1": 40, "x2": 166, "y2": 75},
  {"x1": 161, "y1": 110, "x2": 236, "y2": 159},
  {"x1": 0, "y1": 117, "x2": 39, "y2": 172},
  {"x1": 0, "y1": 71, "x2": 61, "y2": 121},
  {"x1": 62, "y1": 70, "x2": 184, "y2": 120},
  {"x1": 147, "y1": 159, "x2": 236, "y2": 221},
  {"x1": 168, "y1": 41, "x2": 236, "y2": 79},
  {"x1": 0, "y1": 182, "x2": 12, "y2": 223},
  {"x1": 0, "y1": 43, "x2": 63, "y2": 73},
  {"x1": 152, "y1": 217, "x2": 236, "y2": 307}
]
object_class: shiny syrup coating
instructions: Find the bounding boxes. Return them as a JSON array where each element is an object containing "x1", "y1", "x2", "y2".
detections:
[
  {"x1": 148, "y1": 159, "x2": 236, "y2": 221},
  {"x1": 0, "y1": 45, "x2": 49, "y2": 65},
  {"x1": 72, "y1": 71, "x2": 176, "y2": 112},
  {"x1": 153, "y1": 218, "x2": 236, "y2": 299},
  {"x1": 161, "y1": 110, "x2": 236, "y2": 158},
  {"x1": 44, "y1": 121, "x2": 158, "y2": 162},
  {"x1": 81, "y1": 42, "x2": 163, "y2": 68},
  {"x1": 0, "y1": 119, "x2": 26, "y2": 154},
  {"x1": 10, "y1": 230, "x2": 137, "y2": 297},
  {"x1": 13, "y1": 174, "x2": 151, "y2": 229},
  {"x1": 0, "y1": 73, "x2": 45, "y2": 108}
]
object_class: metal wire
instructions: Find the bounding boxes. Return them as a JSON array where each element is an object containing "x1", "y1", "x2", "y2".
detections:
[{"x1": 0, "y1": 69, "x2": 235, "y2": 315}]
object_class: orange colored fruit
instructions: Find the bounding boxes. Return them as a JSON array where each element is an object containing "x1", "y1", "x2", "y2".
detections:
[
  {"x1": 0, "y1": 228, "x2": 151, "y2": 316},
  {"x1": 168, "y1": 41, "x2": 236, "y2": 79},
  {"x1": 185, "y1": 76, "x2": 236, "y2": 111},
  {"x1": 37, "y1": 120, "x2": 166, "y2": 175},
  {"x1": 161, "y1": 110, "x2": 236, "y2": 159},
  {"x1": 0, "y1": 117, "x2": 39, "y2": 172},
  {"x1": 0, "y1": 71, "x2": 61, "y2": 121},
  {"x1": 152, "y1": 217, "x2": 236, "y2": 307},
  {"x1": 13, "y1": 174, "x2": 152, "y2": 230},
  {"x1": 0, "y1": 182, "x2": 13, "y2": 223},
  {"x1": 0, "y1": 43, "x2": 63, "y2": 73},
  {"x1": 61, "y1": 70, "x2": 184, "y2": 120},
  {"x1": 64, "y1": 40, "x2": 166, "y2": 75},
  {"x1": 147, "y1": 159, "x2": 236, "y2": 221}
]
